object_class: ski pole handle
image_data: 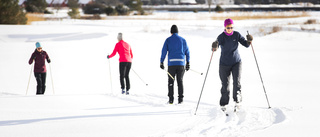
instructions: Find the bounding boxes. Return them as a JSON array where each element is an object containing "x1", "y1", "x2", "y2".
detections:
[{"x1": 165, "y1": 69, "x2": 175, "y2": 80}]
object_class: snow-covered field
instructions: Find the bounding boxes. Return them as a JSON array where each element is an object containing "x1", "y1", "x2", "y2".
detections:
[{"x1": 1, "y1": 11, "x2": 320, "y2": 137}]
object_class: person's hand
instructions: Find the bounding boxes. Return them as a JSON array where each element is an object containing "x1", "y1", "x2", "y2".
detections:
[
  {"x1": 246, "y1": 34, "x2": 253, "y2": 42},
  {"x1": 107, "y1": 55, "x2": 110, "y2": 59},
  {"x1": 186, "y1": 62, "x2": 190, "y2": 71},
  {"x1": 212, "y1": 41, "x2": 219, "y2": 51},
  {"x1": 47, "y1": 58, "x2": 51, "y2": 63},
  {"x1": 160, "y1": 62, "x2": 164, "y2": 70}
]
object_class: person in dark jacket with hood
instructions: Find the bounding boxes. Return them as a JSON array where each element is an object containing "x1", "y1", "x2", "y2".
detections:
[
  {"x1": 29, "y1": 42, "x2": 51, "y2": 95},
  {"x1": 160, "y1": 25, "x2": 190, "y2": 104},
  {"x1": 212, "y1": 19, "x2": 253, "y2": 112}
]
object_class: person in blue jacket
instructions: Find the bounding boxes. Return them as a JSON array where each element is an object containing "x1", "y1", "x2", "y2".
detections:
[
  {"x1": 160, "y1": 25, "x2": 190, "y2": 104},
  {"x1": 212, "y1": 19, "x2": 253, "y2": 111}
]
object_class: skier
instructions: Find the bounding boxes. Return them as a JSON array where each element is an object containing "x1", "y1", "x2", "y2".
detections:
[
  {"x1": 211, "y1": 19, "x2": 253, "y2": 112},
  {"x1": 160, "y1": 25, "x2": 190, "y2": 104},
  {"x1": 107, "y1": 33, "x2": 133, "y2": 95},
  {"x1": 28, "y1": 42, "x2": 51, "y2": 95}
]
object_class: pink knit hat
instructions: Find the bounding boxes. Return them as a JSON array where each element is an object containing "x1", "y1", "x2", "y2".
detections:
[{"x1": 224, "y1": 18, "x2": 234, "y2": 27}]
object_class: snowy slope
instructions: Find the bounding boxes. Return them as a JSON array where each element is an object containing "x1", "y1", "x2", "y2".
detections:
[{"x1": 1, "y1": 12, "x2": 320, "y2": 137}]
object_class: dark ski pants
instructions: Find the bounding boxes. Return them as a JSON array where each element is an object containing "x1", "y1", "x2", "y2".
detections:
[
  {"x1": 34, "y1": 72, "x2": 46, "y2": 95},
  {"x1": 219, "y1": 62, "x2": 242, "y2": 106},
  {"x1": 119, "y1": 62, "x2": 131, "y2": 91},
  {"x1": 168, "y1": 65, "x2": 185, "y2": 102}
]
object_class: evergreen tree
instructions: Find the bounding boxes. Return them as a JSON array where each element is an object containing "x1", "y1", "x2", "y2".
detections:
[
  {"x1": 25, "y1": 0, "x2": 47, "y2": 13},
  {"x1": 115, "y1": 4, "x2": 129, "y2": 15},
  {"x1": 127, "y1": 0, "x2": 144, "y2": 15},
  {"x1": 68, "y1": 0, "x2": 80, "y2": 19},
  {"x1": 0, "y1": 0, "x2": 27, "y2": 24}
]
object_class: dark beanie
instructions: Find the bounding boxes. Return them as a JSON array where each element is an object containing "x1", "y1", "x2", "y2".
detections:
[{"x1": 170, "y1": 25, "x2": 178, "y2": 34}]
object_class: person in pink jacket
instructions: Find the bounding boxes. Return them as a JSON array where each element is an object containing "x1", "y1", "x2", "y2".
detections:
[{"x1": 107, "y1": 33, "x2": 133, "y2": 95}]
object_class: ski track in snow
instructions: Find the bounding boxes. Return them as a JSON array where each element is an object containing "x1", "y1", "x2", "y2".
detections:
[{"x1": 102, "y1": 93, "x2": 287, "y2": 137}]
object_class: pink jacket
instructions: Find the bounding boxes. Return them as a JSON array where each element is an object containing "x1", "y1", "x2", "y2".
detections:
[{"x1": 109, "y1": 40, "x2": 133, "y2": 62}]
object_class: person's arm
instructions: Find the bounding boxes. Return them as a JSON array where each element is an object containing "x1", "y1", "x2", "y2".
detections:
[
  {"x1": 46, "y1": 52, "x2": 51, "y2": 63},
  {"x1": 212, "y1": 35, "x2": 222, "y2": 51},
  {"x1": 184, "y1": 39, "x2": 190, "y2": 63},
  {"x1": 29, "y1": 53, "x2": 35, "y2": 65},
  {"x1": 239, "y1": 33, "x2": 251, "y2": 48},
  {"x1": 130, "y1": 46, "x2": 133, "y2": 59},
  {"x1": 160, "y1": 39, "x2": 168, "y2": 69},
  {"x1": 108, "y1": 43, "x2": 119, "y2": 59},
  {"x1": 184, "y1": 39, "x2": 190, "y2": 71}
]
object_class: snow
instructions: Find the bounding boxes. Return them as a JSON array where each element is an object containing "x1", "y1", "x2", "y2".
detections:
[{"x1": 1, "y1": 11, "x2": 320, "y2": 137}]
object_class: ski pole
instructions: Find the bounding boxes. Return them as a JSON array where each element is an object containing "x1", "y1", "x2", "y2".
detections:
[
  {"x1": 164, "y1": 69, "x2": 175, "y2": 80},
  {"x1": 190, "y1": 69, "x2": 203, "y2": 75},
  {"x1": 108, "y1": 57, "x2": 113, "y2": 94},
  {"x1": 195, "y1": 51, "x2": 214, "y2": 115},
  {"x1": 26, "y1": 63, "x2": 33, "y2": 95},
  {"x1": 247, "y1": 31, "x2": 271, "y2": 109},
  {"x1": 131, "y1": 68, "x2": 148, "y2": 86},
  {"x1": 49, "y1": 63, "x2": 55, "y2": 95}
]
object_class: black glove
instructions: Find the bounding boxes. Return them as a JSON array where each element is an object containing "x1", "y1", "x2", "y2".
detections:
[
  {"x1": 246, "y1": 34, "x2": 253, "y2": 42},
  {"x1": 107, "y1": 55, "x2": 110, "y2": 59},
  {"x1": 47, "y1": 58, "x2": 51, "y2": 63},
  {"x1": 160, "y1": 62, "x2": 164, "y2": 70},
  {"x1": 212, "y1": 41, "x2": 219, "y2": 51},
  {"x1": 186, "y1": 62, "x2": 190, "y2": 71}
]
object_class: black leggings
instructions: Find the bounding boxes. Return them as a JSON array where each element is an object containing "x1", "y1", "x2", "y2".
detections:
[
  {"x1": 34, "y1": 72, "x2": 46, "y2": 95},
  {"x1": 119, "y1": 62, "x2": 132, "y2": 91}
]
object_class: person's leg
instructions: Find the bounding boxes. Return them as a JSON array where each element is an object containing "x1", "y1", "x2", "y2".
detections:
[
  {"x1": 176, "y1": 66, "x2": 185, "y2": 103},
  {"x1": 124, "y1": 62, "x2": 132, "y2": 94},
  {"x1": 34, "y1": 72, "x2": 42, "y2": 95},
  {"x1": 168, "y1": 66, "x2": 176, "y2": 103},
  {"x1": 119, "y1": 62, "x2": 126, "y2": 93},
  {"x1": 219, "y1": 65, "x2": 231, "y2": 106},
  {"x1": 41, "y1": 73, "x2": 47, "y2": 94},
  {"x1": 232, "y1": 62, "x2": 242, "y2": 103}
]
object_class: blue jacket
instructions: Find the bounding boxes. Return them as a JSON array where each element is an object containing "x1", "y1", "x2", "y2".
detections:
[
  {"x1": 161, "y1": 33, "x2": 190, "y2": 66},
  {"x1": 217, "y1": 31, "x2": 250, "y2": 66}
]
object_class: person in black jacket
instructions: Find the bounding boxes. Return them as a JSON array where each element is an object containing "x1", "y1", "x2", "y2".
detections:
[{"x1": 212, "y1": 19, "x2": 253, "y2": 111}]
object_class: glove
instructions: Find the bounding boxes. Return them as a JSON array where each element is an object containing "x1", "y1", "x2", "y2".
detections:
[
  {"x1": 47, "y1": 58, "x2": 51, "y2": 63},
  {"x1": 186, "y1": 62, "x2": 190, "y2": 71},
  {"x1": 107, "y1": 55, "x2": 110, "y2": 59},
  {"x1": 212, "y1": 40, "x2": 219, "y2": 51},
  {"x1": 160, "y1": 62, "x2": 164, "y2": 70},
  {"x1": 246, "y1": 34, "x2": 253, "y2": 42}
]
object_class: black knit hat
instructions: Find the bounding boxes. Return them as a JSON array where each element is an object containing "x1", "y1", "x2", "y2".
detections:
[{"x1": 170, "y1": 25, "x2": 178, "y2": 34}]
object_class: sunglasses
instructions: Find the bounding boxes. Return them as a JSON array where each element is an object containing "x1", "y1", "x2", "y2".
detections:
[
  {"x1": 37, "y1": 48, "x2": 42, "y2": 50},
  {"x1": 226, "y1": 27, "x2": 233, "y2": 30}
]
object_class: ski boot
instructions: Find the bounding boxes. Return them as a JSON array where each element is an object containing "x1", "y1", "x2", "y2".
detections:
[{"x1": 221, "y1": 106, "x2": 228, "y2": 116}]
